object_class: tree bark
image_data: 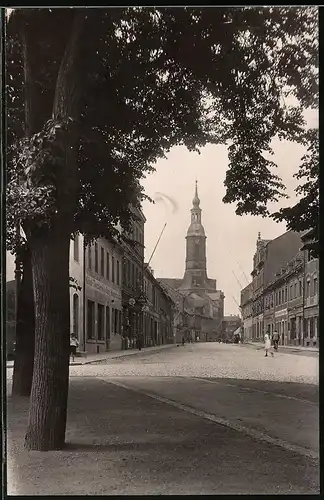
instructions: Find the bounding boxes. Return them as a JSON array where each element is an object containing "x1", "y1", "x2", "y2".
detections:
[
  {"x1": 23, "y1": 10, "x2": 86, "y2": 451},
  {"x1": 24, "y1": 228, "x2": 71, "y2": 450},
  {"x1": 12, "y1": 245, "x2": 35, "y2": 397}
]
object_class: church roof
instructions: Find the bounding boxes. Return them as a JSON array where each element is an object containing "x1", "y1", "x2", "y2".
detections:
[
  {"x1": 187, "y1": 293, "x2": 206, "y2": 305},
  {"x1": 206, "y1": 291, "x2": 222, "y2": 301}
]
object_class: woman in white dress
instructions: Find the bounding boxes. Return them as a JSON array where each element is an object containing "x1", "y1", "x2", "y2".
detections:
[{"x1": 264, "y1": 333, "x2": 273, "y2": 357}]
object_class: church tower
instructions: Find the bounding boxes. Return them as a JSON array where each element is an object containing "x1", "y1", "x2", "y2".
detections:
[{"x1": 179, "y1": 181, "x2": 216, "y2": 292}]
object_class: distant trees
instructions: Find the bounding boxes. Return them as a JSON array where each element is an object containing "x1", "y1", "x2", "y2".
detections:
[{"x1": 6, "y1": 7, "x2": 318, "y2": 450}]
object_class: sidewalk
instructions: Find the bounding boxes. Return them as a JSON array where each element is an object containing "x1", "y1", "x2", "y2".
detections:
[
  {"x1": 244, "y1": 342, "x2": 318, "y2": 353},
  {"x1": 7, "y1": 376, "x2": 319, "y2": 495},
  {"x1": 6, "y1": 343, "x2": 178, "y2": 368}
]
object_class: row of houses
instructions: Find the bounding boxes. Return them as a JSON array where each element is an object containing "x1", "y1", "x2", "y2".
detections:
[
  {"x1": 69, "y1": 207, "x2": 176, "y2": 353},
  {"x1": 240, "y1": 230, "x2": 319, "y2": 347},
  {"x1": 7, "y1": 206, "x2": 176, "y2": 357}
]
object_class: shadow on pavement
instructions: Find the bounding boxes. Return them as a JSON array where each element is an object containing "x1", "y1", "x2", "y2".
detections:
[
  {"x1": 7, "y1": 377, "x2": 319, "y2": 495},
  {"x1": 199, "y1": 378, "x2": 319, "y2": 404}
]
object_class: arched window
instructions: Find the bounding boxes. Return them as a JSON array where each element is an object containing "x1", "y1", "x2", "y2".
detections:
[{"x1": 73, "y1": 294, "x2": 79, "y2": 338}]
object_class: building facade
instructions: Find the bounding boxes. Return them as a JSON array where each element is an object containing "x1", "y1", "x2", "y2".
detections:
[
  {"x1": 240, "y1": 283, "x2": 253, "y2": 341},
  {"x1": 249, "y1": 230, "x2": 303, "y2": 341},
  {"x1": 8, "y1": 202, "x2": 176, "y2": 357},
  {"x1": 303, "y1": 253, "x2": 318, "y2": 346},
  {"x1": 121, "y1": 206, "x2": 146, "y2": 349},
  {"x1": 158, "y1": 279, "x2": 191, "y2": 344},
  {"x1": 243, "y1": 229, "x2": 318, "y2": 347},
  {"x1": 159, "y1": 181, "x2": 225, "y2": 342},
  {"x1": 222, "y1": 315, "x2": 242, "y2": 342}
]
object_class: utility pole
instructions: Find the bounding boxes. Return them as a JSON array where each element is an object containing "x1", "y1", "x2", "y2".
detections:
[
  {"x1": 147, "y1": 223, "x2": 167, "y2": 269},
  {"x1": 232, "y1": 269, "x2": 243, "y2": 290}
]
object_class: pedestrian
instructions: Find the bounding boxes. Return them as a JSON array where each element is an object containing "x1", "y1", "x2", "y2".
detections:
[
  {"x1": 70, "y1": 333, "x2": 79, "y2": 363},
  {"x1": 264, "y1": 333, "x2": 273, "y2": 357},
  {"x1": 181, "y1": 336, "x2": 185, "y2": 346},
  {"x1": 137, "y1": 334, "x2": 142, "y2": 351},
  {"x1": 272, "y1": 330, "x2": 279, "y2": 352}
]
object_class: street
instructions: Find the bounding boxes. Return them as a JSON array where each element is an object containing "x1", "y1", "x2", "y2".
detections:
[{"x1": 7, "y1": 343, "x2": 319, "y2": 495}]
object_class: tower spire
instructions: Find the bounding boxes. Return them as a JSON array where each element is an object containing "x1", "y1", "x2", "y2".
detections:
[{"x1": 192, "y1": 179, "x2": 200, "y2": 208}]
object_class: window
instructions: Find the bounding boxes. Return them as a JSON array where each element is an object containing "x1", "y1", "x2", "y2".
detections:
[
  {"x1": 73, "y1": 234, "x2": 79, "y2": 262},
  {"x1": 127, "y1": 260, "x2": 131, "y2": 285},
  {"x1": 290, "y1": 285, "x2": 293, "y2": 300},
  {"x1": 294, "y1": 283, "x2": 297, "y2": 298},
  {"x1": 132, "y1": 263, "x2": 135, "y2": 287},
  {"x1": 122, "y1": 259, "x2": 127, "y2": 285},
  {"x1": 94, "y1": 242, "x2": 98, "y2": 273},
  {"x1": 299, "y1": 280, "x2": 302, "y2": 297},
  {"x1": 101, "y1": 247, "x2": 105, "y2": 276},
  {"x1": 112, "y1": 256, "x2": 115, "y2": 283},
  {"x1": 117, "y1": 260, "x2": 120, "y2": 285},
  {"x1": 309, "y1": 317, "x2": 314, "y2": 338},
  {"x1": 285, "y1": 288, "x2": 287, "y2": 303},
  {"x1": 106, "y1": 252, "x2": 110, "y2": 280},
  {"x1": 88, "y1": 244, "x2": 92, "y2": 270},
  {"x1": 98, "y1": 304, "x2": 104, "y2": 340},
  {"x1": 313, "y1": 277, "x2": 318, "y2": 295},
  {"x1": 112, "y1": 308, "x2": 115, "y2": 334},
  {"x1": 72, "y1": 294, "x2": 79, "y2": 337},
  {"x1": 114, "y1": 309, "x2": 120, "y2": 334},
  {"x1": 87, "y1": 300, "x2": 95, "y2": 339},
  {"x1": 307, "y1": 280, "x2": 311, "y2": 298},
  {"x1": 106, "y1": 307, "x2": 110, "y2": 340},
  {"x1": 116, "y1": 310, "x2": 121, "y2": 334}
]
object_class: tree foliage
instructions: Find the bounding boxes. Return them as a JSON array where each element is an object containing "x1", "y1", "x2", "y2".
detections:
[
  {"x1": 272, "y1": 127, "x2": 319, "y2": 255},
  {"x1": 7, "y1": 7, "x2": 318, "y2": 248}
]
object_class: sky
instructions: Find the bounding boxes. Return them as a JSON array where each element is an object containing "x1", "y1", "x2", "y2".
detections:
[
  {"x1": 6, "y1": 110, "x2": 317, "y2": 316},
  {"x1": 141, "y1": 109, "x2": 318, "y2": 316}
]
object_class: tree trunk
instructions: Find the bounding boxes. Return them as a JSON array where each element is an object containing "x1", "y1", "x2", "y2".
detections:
[
  {"x1": 12, "y1": 246, "x2": 35, "y2": 397},
  {"x1": 23, "y1": 11, "x2": 86, "y2": 451},
  {"x1": 24, "y1": 229, "x2": 71, "y2": 450}
]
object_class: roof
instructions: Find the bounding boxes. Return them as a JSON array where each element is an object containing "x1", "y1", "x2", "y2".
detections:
[
  {"x1": 223, "y1": 315, "x2": 240, "y2": 322},
  {"x1": 263, "y1": 231, "x2": 303, "y2": 286},
  {"x1": 206, "y1": 291, "x2": 222, "y2": 301},
  {"x1": 158, "y1": 278, "x2": 183, "y2": 291}
]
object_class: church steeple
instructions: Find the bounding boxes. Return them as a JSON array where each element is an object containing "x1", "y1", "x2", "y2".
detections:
[
  {"x1": 179, "y1": 181, "x2": 216, "y2": 292},
  {"x1": 192, "y1": 180, "x2": 200, "y2": 208},
  {"x1": 189, "y1": 180, "x2": 203, "y2": 229}
]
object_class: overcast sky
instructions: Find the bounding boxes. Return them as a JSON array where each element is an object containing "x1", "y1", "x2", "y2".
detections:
[{"x1": 141, "y1": 109, "x2": 318, "y2": 315}]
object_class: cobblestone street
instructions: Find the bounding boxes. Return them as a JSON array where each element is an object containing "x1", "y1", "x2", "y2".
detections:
[
  {"x1": 68, "y1": 342, "x2": 318, "y2": 384},
  {"x1": 7, "y1": 343, "x2": 319, "y2": 495}
]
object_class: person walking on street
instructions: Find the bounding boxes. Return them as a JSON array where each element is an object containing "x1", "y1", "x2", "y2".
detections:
[
  {"x1": 137, "y1": 334, "x2": 142, "y2": 351},
  {"x1": 264, "y1": 333, "x2": 273, "y2": 357},
  {"x1": 272, "y1": 330, "x2": 279, "y2": 352},
  {"x1": 181, "y1": 336, "x2": 185, "y2": 346},
  {"x1": 70, "y1": 333, "x2": 79, "y2": 363}
]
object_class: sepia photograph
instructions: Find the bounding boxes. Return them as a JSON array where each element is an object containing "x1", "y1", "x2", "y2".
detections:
[{"x1": 4, "y1": 6, "x2": 319, "y2": 495}]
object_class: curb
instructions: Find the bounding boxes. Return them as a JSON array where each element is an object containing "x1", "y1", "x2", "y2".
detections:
[
  {"x1": 84, "y1": 344, "x2": 178, "y2": 365},
  {"x1": 244, "y1": 342, "x2": 318, "y2": 353},
  {"x1": 6, "y1": 344, "x2": 178, "y2": 369}
]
